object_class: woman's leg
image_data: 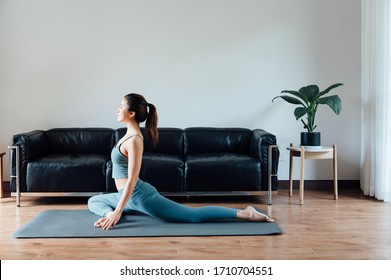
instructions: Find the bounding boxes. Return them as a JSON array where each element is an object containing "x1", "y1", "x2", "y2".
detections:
[
  {"x1": 136, "y1": 193, "x2": 273, "y2": 222},
  {"x1": 88, "y1": 180, "x2": 273, "y2": 223},
  {"x1": 87, "y1": 192, "x2": 133, "y2": 217},
  {"x1": 88, "y1": 193, "x2": 119, "y2": 217},
  {"x1": 134, "y1": 192, "x2": 237, "y2": 222}
]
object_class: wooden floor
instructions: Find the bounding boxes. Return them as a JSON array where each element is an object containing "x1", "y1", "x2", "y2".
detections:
[{"x1": 1, "y1": 188, "x2": 390, "y2": 260}]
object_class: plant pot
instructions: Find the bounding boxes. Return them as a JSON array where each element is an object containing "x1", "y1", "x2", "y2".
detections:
[{"x1": 300, "y1": 132, "x2": 321, "y2": 146}]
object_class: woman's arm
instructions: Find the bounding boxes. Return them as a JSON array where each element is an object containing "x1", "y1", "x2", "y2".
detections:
[{"x1": 100, "y1": 136, "x2": 144, "y2": 230}]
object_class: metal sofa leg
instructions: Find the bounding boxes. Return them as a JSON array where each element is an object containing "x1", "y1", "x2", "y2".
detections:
[
  {"x1": 8, "y1": 146, "x2": 20, "y2": 207},
  {"x1": 268, "y1": 145, "x2": 279, "y2": 205}
]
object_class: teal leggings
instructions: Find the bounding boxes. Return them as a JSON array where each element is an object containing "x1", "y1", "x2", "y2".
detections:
[{"x1": 88, "y1": 179, "x2": 237, "y2": 222}]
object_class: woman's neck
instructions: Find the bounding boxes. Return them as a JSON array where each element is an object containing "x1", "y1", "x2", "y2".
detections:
[{"x1": 125, "y1": 122, "x2": 141, "y2": 136}]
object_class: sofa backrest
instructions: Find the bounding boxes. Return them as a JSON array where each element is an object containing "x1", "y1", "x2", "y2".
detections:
[
  {"x1": 43, "y1": 127, "x2": 253, "y2": 156},
  {"x1": 46, "y1": 128, "x2": 115, "y2": 155},
  {"x1": 115, "y1": 127, "x2": 184, "y2": 157},
  {"x1": 184, "y1": 127, "x2": 252, "y2": 155}
]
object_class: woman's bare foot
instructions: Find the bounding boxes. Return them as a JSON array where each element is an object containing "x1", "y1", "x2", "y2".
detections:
[
  {"x1": 94, "y1": 217, "x2": 117, "y2": 229},
  {"x1": 94, "y1": 217, "x2": 107, "y2": 228},
  {"x1": 237, "y1": 206, "x2": 274, "y2": 222}
]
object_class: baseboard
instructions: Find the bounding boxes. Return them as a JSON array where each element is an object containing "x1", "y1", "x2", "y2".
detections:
[{"x1": 278, "y1": 180, "x2": 360, "y2": 190}]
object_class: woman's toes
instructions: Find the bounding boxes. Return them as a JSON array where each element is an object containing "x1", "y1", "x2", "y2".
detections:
[{"x1": 94, "y1": 218, "x2": 106, "y2": 228}]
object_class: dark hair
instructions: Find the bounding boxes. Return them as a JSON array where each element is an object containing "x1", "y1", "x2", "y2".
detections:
[{"x1": 124, "y1": 93, "x2": 158, "y2": 146}]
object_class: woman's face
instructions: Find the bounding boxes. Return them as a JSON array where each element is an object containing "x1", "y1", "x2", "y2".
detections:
[{"x1": 116, "y1": 98, "x2": 131, "y2": 122}]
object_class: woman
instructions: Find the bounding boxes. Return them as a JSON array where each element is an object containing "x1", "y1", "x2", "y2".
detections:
[{"x1": 88, "y1": 93, "x2": 274, "y2": 230}]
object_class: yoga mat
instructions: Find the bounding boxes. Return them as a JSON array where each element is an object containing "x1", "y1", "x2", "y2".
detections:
[{"x1": 13, "y1": 209, "x2": 282, "y2": 238}]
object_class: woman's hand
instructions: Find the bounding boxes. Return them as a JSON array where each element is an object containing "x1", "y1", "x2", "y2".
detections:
[{"x1": 94, "y1": 210, "x2": 122, "y2": 230}]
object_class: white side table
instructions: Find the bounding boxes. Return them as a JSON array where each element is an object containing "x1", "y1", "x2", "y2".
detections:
[{"x1": 287, "y1": 143, "x2": 338, "y2": 205}]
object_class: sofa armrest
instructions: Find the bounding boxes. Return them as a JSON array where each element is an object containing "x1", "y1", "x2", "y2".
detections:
[
  {"x1": 250, "y1": 129, "x2": 280, "y2": 191},
  {"x1": 250, "y1": 129, "x2": 278, "y2": 161},
  {"x1": 10, "y1": 130, "x2": 48, "y2": 192}
]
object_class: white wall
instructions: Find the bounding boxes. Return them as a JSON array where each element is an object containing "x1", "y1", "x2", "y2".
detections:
[{"x1": 0, "y1": 0, "x2": 361, "y2": 181}]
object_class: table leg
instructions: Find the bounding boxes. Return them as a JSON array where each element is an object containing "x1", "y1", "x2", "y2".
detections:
[
  {"x1": 299, "y1": 146, "x2": 305, "y2": 205},
  {"x1": 333, "y1": 144, "x2": 338, "y2": 200}
]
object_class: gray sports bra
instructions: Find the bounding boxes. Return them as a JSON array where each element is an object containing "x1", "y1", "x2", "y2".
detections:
[{"x1": 111, "y1": 135, "x2": 142, "y2": 179}]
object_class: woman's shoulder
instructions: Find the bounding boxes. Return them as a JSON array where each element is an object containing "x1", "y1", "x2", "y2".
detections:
[{"x1": 122, "y1": 134, "x2": 144, "y2": 149}]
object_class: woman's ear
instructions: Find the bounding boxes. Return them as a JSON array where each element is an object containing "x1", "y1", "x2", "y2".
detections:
[{"x1": 129, "y1": 111, "x2": 136, "y2": 118}]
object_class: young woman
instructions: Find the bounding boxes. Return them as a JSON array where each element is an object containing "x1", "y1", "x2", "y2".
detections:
[{"x1": 88, "y1": 93, "x2": 274, "y2": 230}]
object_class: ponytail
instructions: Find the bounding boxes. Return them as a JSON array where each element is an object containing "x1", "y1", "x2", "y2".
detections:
[
  {"x1": 124, "y1": 93, "x2": 159, "y2": 146},
  {"x1": 146, "y1": 103, "x2": 159, "y2": 147}
]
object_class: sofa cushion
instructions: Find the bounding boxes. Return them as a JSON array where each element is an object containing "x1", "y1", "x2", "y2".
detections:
[
  {"x1": 140, "y1": 154, "x2": 184, "y2": 192},
  {"x1": 26, "y1": 154, "x2": 108, "y2": 192},
  {"x1": 46, "y1": 128, "x2": 114, "y2": 155},
  {"x1": 185, "y1": 153, "x2": 261, "y2": 192},
  {"x1": 184, "y1": 128, "x2": 252, "y2": 155}
]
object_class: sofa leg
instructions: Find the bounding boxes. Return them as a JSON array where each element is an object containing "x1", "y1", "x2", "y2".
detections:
[
  {"x1": 268, "y1": 145, "x2": 279, "y2": 205},
  {"x1": 8, "y1": 146, "x2": 21, "y2": 207}
]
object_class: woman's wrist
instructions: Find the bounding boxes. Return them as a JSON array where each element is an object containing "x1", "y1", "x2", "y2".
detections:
[{"x1": 114, "y1": 207, "x2": 124, "y2": 215}]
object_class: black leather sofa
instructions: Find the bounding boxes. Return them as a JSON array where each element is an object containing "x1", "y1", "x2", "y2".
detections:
[{"x1": 9, "y1": 127, "x2": 279, "y2": 205}]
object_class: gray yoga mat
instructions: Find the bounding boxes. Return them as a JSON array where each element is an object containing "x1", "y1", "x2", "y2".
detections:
[{"x1": 13, "y1": 209, "x2": 282, "y2": 238}]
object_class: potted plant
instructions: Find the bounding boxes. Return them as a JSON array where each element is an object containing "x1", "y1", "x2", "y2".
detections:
[{"x1": 272, "y1": 83, "x2": 343, "y2": 146}]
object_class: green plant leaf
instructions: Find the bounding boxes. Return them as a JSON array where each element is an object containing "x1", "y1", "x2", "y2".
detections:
[
  {"x1": 272, "y1": 95, "x2": 303, "y2": 105},
  {"x1": 319, "y1": 83, "x2": 343, "y2": 97},
  {"x1": 294, "y1": 107, "x2": 308, "y2": 120},
  {"x1": 299, "y1": 85, "x2": 319, "y2": 102},
  {"x1": 317, "y1": 95, "x2": 342, "y2": 114},
  {"x1": 273, "y1": 83, "x2": 343, "y2": 132},
  {"x1": 280, "y1": 90, "x2": 309, "y2": 104}
]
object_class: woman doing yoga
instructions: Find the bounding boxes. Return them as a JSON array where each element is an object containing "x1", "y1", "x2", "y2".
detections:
[{"x1": 88, "y1": 93, "x2": 274, "y2": 230}]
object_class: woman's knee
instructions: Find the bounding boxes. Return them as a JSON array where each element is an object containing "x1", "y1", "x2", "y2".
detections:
[
  {"x1": 87, "y1": 195, "x2": 109, "y2": 209},
  {"x1": 87, "y1": 195, "x2": 114, "y2": 217},
  {"x1": 87, "y1": 195, "x2": 99, "y2": 210}
]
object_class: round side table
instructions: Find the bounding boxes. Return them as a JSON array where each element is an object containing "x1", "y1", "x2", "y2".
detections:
[{"x1": 287, "y1": 144, "x2": 338, "y2": 205}]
